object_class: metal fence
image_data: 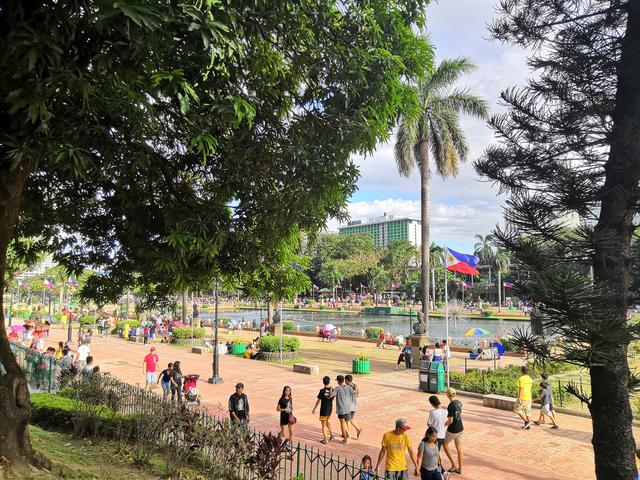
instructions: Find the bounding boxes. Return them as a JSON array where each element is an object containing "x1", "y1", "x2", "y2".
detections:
[
  {"x1": 10, "y1": 341, "x2": 379, "y2": 480},
  {"x1": 9, "y1": 342, "x2": 61, "y2": 393}
]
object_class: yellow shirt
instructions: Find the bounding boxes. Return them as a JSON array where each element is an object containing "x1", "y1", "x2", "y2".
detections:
[
  {"x1": 518, "y1": 375, "x2": 533, "y2": 401},
  {"x1": 55, "y1": 347, "x2": 63, "y2": 360},
  {"x1": 381, "y1": 431, "x2": 411, "y2": 471}
]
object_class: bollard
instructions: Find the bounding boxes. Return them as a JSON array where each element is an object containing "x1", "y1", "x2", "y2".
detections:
[
  {"x1": 296, "y1": 324, "x2": 300, "y2": 333},
  {"x1": 360, "y1": 329, "x2": 365, "y2": 339}
]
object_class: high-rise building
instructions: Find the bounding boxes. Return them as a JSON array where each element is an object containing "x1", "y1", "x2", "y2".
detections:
[
  {"x1": 338, "y1": 213, "x2": 421, "y2": 247},
  {"x1": 17, "y1": 254, "x2": 57, "y2": 279}
]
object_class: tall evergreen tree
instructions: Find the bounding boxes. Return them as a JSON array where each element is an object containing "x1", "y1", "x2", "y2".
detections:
[
  {"x1": 476, "y1": 1, "x2": 640, "y2": 478},
  {"x1": 394, "y1": 58, "x2": 488, "y2": 333}
]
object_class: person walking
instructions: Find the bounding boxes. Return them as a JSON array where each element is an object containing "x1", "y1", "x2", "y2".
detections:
[
  {"x1": 345, "y1": 374, "x2": 363, "y2": 439},
  {"x1": 374, "y1": 418, "x2": 419, "y2": 480},
  {"x1": 277, "y1": 385, "x2": 295, "y2": 445},
  {"x1": 312, "y1": 376, "x2": 335, "y2": 444},
  {"x1": 442, "y1": 388, "x2": 463, "y2": 475},
  {"x1": 533, "y1": 381, "x2": 559, "y2": 429},
  {"x1": 403, "y1": 342, "x2": 413, "y2": 370},
  {"x1": 229, "y1": 383, "x2": 250, "y2": 425},
  {"x1": 170, "y1": 360, "x2": 183, "y2": 403},
  {"x1": 334, "y1": 375, "x2": 356, "y2": 444},
  {"x1": 416, "y1": 427, "x2": 443, "y2": 480},
  {"x1": 157, "y1": 362, "x2": 173, "y2": 402},
  {"x1": 142, "y1": 346, "x2": 159, "y2": 386},
  {"x1": 427, "y1": 395, "x2": 448, "y2": 450},
  {"x1": 378, "y1": 331, "x2": 386, "y2": 349},
  {"x1": 75, "y1": 341, "x2": 90, "y2": 369},
  {"x1": 514, "y1": 365, "x2": 533, "y2": 429},
  {"x1": 442, "y1": 340, "x2": 450, "y2": 372}
]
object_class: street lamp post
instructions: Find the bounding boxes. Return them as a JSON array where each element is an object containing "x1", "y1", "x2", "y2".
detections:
[
  {"x1": 408, "y1": 302, "x2": 413, "y2": 338},
  {"x1": 208, "y1": 281, "x2": 223, "y2": 384},
  {"x1": 67, "y1": 313, "x2": 73, "y2": 343}
]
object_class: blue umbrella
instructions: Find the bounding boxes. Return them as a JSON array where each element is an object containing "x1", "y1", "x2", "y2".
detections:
[{"x1": 464, "y1": 327, "x2": 490, "y2": 337}]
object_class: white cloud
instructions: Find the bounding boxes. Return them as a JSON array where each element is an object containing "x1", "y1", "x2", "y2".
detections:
[
  {"x1": 332, "y1": 0, "x2": 532, "y2": 243},
  {"x1": 327, "y1": 198, "x2": 501, "y2": 241}
]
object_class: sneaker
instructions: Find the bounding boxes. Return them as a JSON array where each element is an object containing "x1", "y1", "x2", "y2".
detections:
[
  {"x1": 523, "y1": 422, "x2": 531, "y2": 430},
  {"x1": 329, "y1": 434, "x2": 336, "y2": 442},
  {"x1": 532, "y1": 421, "x2": 540, "y2": 426},
  {"x1": 551, "y1": 425, "x2": 559, "y2": 429},
  {"x1": 320, "y1": 439, "x2": 328, "y2": 444}
]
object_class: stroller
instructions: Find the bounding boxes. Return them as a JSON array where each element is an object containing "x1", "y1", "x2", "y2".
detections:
[{"x1": 183, "y1": 374, "x2": 201, "y2": 405}]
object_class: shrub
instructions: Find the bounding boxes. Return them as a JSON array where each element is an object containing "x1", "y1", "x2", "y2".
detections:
[
  {"x1": 356, "y1": 353, "x2": 369, "y2": 361},
  {"x1": 218, "y1": 317, "x2": 230, "y2": 326},
  {"x1": 318, "y1": 305, "x2": 329, "y2": 310},
  {"x1": 282, "y1": 321, "x2": 295, "y2": 331},
  {"x1": 305, "y1": 299, "x2": 317, "y2": 305},
  {"x1": 52, "y1": 313, "x2": 65, "y2": 323},
  {"x1": 361, "y1": 300, "x2": 372, "y2": 306},
  {"x1": 482, "y1": 309, "x2": 495, "y2": 318},
  {"x1": 172, "y1": 326, "x2": 206, "y2": 339},
  {"x1": 79, "y1": 315, "x2": 97, "y2": 325},
  {"x1": 365, "y1": 327, "x2": 384, "y2": 340},
  {"x1": 481, "y1": 303, "x2": 492, "y2": 309},
  {"x1": 233, "y1": 337, "x2": 246, "y2": 346},
  {"x1": 259, "y1": 335, "x2": 300, "y2": 352}
]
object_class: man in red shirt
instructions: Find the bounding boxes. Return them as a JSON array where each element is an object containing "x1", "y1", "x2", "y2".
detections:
[{"x1": 143, "y1": 347, "x2": 159, "y2": 386}]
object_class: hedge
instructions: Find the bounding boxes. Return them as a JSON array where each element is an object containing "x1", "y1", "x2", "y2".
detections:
[
  {"x1": 365, "y1": 327, "x2": 384, "y2": 340},
  {"x1": 318, "y1": 305, "x2": 329, "y2": 310},
  {"x1": 482, "y1": 310, "x2": 495, "y2": 318},
  {"x1": 282, "y1": 321, "x2": 295, "y2": 332},
  {"x1": 30, "y1": 393, "x2": 137, "y2": 436},
  {"x1": 172, "y1": 326, "x2": 206, "y2": 339},
  {"x1": 259, "y1": 335, "x2": 300, "y2": 352},
  {"x1": 79, "y1": 315, "x2": 97, "y2": 325}
]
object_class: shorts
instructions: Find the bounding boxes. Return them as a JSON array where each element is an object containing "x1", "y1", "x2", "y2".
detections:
[
  {"x1": 445, "y1": 430, "x2": 463, "y2": 443},
  {"x1": 146, "y1": 372, "x2": 156, "y2": 384},
  {"x1": 350, "y1": 411, "x2": 356, "y2": 418},
  {"x1": 514, "y1": 399, "x2": 532, "y2": 416},
  {"x1": 541, "y1": 404, "x2": 552, "y2": 416},
  {"x1": 338, "y1": 412, "x2": 353, "y2": 421},
  {"x1": 436, "y1": 438, "x2": 444, "y2": 450},
  {"x1": 319, "y1": 415, "x2": 330, "y2": 421},
  {"x1": 385, "y1": 470, "x2": 408, "y2": 480}
]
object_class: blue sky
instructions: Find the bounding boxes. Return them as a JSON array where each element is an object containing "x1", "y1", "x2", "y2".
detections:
[{"x1": 328, "y1": 0, "x2": 531, "y2": 254}]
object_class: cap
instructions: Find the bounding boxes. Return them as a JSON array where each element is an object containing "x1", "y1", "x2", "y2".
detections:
[
  {"x1": 150, "y1": 347, "x2": 156, "y2": 351},
  {"x1": 395, "y1": 418, "x2": 411, "y2": 431},
  {"x1": 336, "y1": 375, "x2": 345, "y2": 382},
  {"x1": 235, "y1": 383, "x2": 244, "y2": 389},
  {"x1": 446, "y1": 387, "x2": 457, "y2": 396}
]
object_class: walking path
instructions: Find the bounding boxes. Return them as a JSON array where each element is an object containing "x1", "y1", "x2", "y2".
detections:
[{"x1": 45, "y1": 328, "x2": 611, "y2": 479}]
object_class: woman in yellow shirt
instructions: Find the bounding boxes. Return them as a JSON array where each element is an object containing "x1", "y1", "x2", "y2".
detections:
[{"x1": 54, "y1": 341, "x2": 64, "y2": 360}]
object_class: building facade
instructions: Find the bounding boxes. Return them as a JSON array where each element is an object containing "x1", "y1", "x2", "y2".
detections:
[{"x1": 338, "y1": 213, "x2": 421, "y2": 247}]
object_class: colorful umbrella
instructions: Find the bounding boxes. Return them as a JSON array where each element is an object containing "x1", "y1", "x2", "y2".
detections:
[
  {"x1": 11, "y1": 325, "x2": 26, "y2": 333},
  {"x1": 464, "y1": 327, "x2": 490, "y2": 337}
]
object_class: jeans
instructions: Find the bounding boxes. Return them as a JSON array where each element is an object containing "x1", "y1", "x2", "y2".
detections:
[
  {"x1": 420, "y1": 468, "x2": 442, "y2": 480},
  {"x1": 161, "y1": 381, "x2": 171, "y2": 401},
  {"x1": 404, "y1": 353, "x2": 412, "y2": 369},
  {"x1": 171, "y1": 387, "x2": 182, "y2": 403}
]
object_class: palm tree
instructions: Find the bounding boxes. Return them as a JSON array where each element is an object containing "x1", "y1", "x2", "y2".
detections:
[
  {"x1": 493, "y1": 248, "x2": 511, "y2": 311},
  {"x1": 395, "y1": 58, "x2": 488, "y2": 335},
  {"x1": 474, "y1": 234, "x2": 495, "y2": 284}
]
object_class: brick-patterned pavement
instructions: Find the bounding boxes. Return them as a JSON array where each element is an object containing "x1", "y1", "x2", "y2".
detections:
[{"x1": 44, "y1": 328, "x2": 615, "y2": 480}]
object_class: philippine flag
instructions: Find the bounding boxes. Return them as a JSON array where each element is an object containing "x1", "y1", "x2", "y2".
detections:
[
  {"x1": 446, "y1": 248, "x2": 480, "y2": 275},
  {"x1": 43, "y1": 279, "x2": 55, "y2": 290},
  {"x1": 503, "y1": 281, "x2": 514, "y2": 288}
]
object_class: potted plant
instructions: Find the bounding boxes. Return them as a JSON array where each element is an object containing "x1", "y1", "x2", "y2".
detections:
[
  {"x1": 352, "y1": 353, "x2": 370, "y2": 374},
  {"x1": 231, "y1": 337, "x2": 247, "y2": 356}
]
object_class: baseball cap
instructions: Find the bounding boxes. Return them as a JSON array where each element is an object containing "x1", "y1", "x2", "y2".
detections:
[
  {"x1": 446, "y1": 387, "x2": 457, "y2": 396},
  {"x1": 235, "y1": 383, "x2": 244, "y2": 389},
  {"x1": 395, "y1": 418, "x2": 411, "y2": 431}
]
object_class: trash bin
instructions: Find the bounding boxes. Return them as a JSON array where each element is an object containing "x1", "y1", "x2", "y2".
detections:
[
  {"x1": 419, "y1": 360, "x2": 431, "y2": 392},
  {"x1": 428, "y1": 361, "x2": 445, "y2": 393}
]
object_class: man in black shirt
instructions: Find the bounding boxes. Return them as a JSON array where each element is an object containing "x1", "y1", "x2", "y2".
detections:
[
  {"x1": 312, "y1": 376, "x2": 335, "y2": 444},
  {"x1": 443, "y1": 387, "x2": 464, "y2": 475},
  {"x1": 228, "y1": 383, "x2": 250, "y2": 424}
]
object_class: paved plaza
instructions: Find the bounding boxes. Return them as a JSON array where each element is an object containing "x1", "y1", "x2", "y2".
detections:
[{"x1": 44, "y1": 328, "x2": 614, "y2": 479}]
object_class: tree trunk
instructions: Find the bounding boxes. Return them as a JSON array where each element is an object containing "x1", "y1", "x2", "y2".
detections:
[
  {"x1": 590, "y1": 3, "x2": 640, "y2": 478},
  {"x1": 419, "y1": 140, "x2": 430, "y2": 333},
  {"x1": 0, "y1": 162, "x2": 34, "y2": 464}
]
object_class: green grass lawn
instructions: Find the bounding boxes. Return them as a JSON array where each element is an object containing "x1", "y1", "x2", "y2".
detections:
[{"x1": 28, "y1": 425, "x2": 202, "y2": 479}]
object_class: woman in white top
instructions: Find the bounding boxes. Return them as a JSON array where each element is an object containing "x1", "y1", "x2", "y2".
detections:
[{"x1": 432, "y1": 342, "x2": 443, "y2": 362}]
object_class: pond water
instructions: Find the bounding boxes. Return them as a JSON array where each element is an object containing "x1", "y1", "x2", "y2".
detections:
[{"x1": 200, "y1": 310, "x2": 529, "y2": 345}]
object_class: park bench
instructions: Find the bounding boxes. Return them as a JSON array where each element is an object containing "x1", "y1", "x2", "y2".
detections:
[{"x1": 293, "y1": 364, "x2": 319, "y2": 375}]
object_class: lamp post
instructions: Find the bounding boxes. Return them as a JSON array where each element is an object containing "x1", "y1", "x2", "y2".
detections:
[
  {"x1": 408, "y1": 302, "x2": 413, "y2": 338},
  {"x1": 67, "y1": 313, "x2": 73, "y2": 343},
  {"x1": 208, "y1": 281, "x2": 223, "y2": 384}
]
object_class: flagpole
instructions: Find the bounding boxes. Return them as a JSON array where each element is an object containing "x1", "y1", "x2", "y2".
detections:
[{"x1": 444, "y1": 245, "x2": 450, "y2": 389}]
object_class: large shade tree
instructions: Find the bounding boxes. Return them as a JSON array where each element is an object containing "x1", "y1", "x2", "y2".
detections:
[
  {"x1": 0, "y1": 0, "x2": 433, "y2": 466},
  {"x1": 475, "y1": 0, "x2": 640, "y2": 478},
  {"x1": 394, "y1": 58, "x2": 488, "y2": 332}
]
